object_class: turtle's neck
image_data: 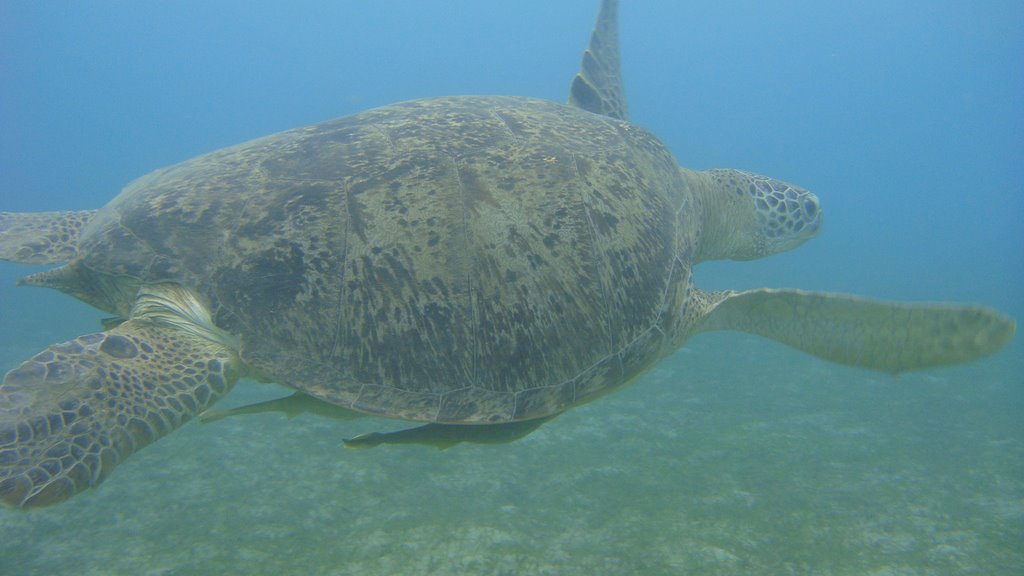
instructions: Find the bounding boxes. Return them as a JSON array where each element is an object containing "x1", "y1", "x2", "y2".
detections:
[
  {"x1": 680, "y1": 167, "x2": 822, "y2": 263},
  {"x1": 680, "y1": 167, "x2": 762, "y2": 263}
]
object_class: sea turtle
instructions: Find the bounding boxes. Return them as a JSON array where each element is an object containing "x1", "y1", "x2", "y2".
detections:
[{"x1": 0, "y1": 0, "x2": 1014, "y2": 509}]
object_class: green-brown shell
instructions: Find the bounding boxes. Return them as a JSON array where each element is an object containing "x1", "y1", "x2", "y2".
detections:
[{"x1": 74, "y1": 96, "x2": 699, "y2": 422}]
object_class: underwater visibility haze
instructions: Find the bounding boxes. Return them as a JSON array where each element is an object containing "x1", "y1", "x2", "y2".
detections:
[{"x1": 1, "y1": 0, "x2": 1022, "y2": 574}]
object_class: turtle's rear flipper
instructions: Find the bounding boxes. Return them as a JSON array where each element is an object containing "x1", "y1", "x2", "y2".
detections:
[
  {"x1": 0, "y1": 285, "x2": 242, "y2": 509},
  {"x1": 697, "y1": 288, "x2": 1016, "y2": 373},
  {"x1": 0, "y1": 210, "x2": 97, "y2": 264},
  {"x1": 343, "y1": 416, "x2": 554, "y2": 451},
  {"x1": 199, "y1": 392, "x2": 364, "y2": 424},
  {"x1": 568, "y1": 0, "x2": 627, "y2": 120}
]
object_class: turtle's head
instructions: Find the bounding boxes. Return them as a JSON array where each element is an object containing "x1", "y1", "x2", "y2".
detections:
[{"x1": 694, "y1": 168, "x2": 822, "y2": 262}]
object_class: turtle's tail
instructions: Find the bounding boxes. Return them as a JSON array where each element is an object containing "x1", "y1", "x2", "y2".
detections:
[{"x1": 0, "y1": 210, "x2": 97, "y2": 265}]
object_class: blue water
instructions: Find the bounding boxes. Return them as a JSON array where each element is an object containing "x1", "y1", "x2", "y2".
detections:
[{"x1": 1, "y1": 1, "x2": 1022, "y2": 574}]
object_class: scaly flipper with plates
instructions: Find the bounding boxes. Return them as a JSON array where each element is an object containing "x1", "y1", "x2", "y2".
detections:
[
  {"x1": 0, "y1": 210, "x2": 96, "y2": 264},
  {"x1": 0, "y1": 284, "x2": 244, "y2": 509}
]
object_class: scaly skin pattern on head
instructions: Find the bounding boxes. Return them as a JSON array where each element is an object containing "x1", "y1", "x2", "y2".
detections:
[{"x1": 685, "y1": 168, "x2": 822, "y2": 263}]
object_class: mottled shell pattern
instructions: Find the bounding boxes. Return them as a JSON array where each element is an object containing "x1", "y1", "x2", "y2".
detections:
[{"x1": 72, "y1": 96, "x2": 703, "y2": 423}]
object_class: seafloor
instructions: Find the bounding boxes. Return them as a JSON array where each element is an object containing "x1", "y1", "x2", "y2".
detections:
[{"x1": 1, "y1": 301, "x2": 1020, "y2": 576}]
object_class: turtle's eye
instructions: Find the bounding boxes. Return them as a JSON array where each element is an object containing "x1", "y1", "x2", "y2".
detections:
[{"x1": 803, "y1": 198, "x2": 818, "y2": 218}]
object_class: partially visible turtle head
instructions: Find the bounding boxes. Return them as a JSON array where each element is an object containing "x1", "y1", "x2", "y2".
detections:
[{"x1": 695, "y1": 168, "x2": 822, "y2": 262}]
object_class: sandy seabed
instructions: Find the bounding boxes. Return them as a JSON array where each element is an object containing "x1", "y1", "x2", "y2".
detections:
[{"x1": 1, "y1": 328, "x2": 1021, "y2": 576}]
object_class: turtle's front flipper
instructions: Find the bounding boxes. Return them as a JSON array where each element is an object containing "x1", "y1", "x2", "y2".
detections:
[
  {"x1": 199, "y1": 392, "x2": 364, "y2": 424},
  {"x1": 344, "y1": 416, "x2": 554, "y2": 451},
  {"x1": 0, "y1": 284, "x2": 243, "y2": 509},
  {"x1": 0, "y1": 210, "x2": 97, "y2": 264},
  {"x1": 697, "y1": 288, "x2": 1016, "y2": 374}
]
